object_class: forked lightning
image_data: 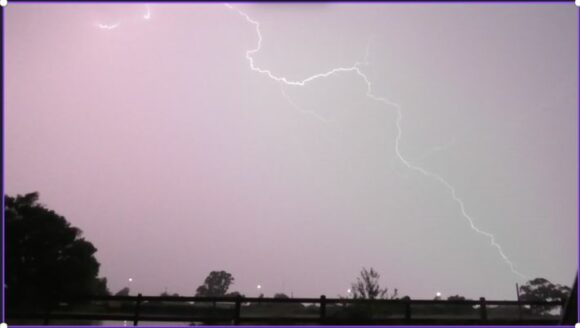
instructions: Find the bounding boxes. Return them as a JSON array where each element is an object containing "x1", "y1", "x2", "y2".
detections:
[{"x1": 225, "y1": 4, "x2": 527, "y2": 280}]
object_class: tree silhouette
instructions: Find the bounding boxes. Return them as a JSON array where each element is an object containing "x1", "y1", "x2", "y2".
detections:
[
  {"x1": 5, "y1": 192, "x2": 109, "y2": 310},
  {"x1": 350, "y1": 267, "x2": 398, "y2": 300},
  {"x1": 225, "y1": 291, "x2": 245, "y2": 298},
  {"x1": 160, "y1": 291, "x2": 180, "y2": 297},
  {"x1": 446, "y1": 295, "x2": 473, "y2": 315},
  {"x1": 195, "y1": 271, "x2": 234, "y2": 297},
  {"x1": 519, "y1": 278, "x2": 571, "y2": 315},
  {"x1": 115, "y1": 287, "x2": 130, "y2": 296},
  {"x1": 447, "y1": 295, "x2": 467, "y2": 301}
]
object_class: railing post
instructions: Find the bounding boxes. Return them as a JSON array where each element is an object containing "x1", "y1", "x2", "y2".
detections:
[
  {"x1": 516, "y1": 283, "x2": 522, "y2": 320},
  {"x1": 404, "y1": 299, "x2": 411, "y2": 322},
  {"x1": 320, "y1": 295, "x2": 327, "y2": 324},
  {"x1": 479, "y1": 297, "x2": 487, "y2": 322},
  {"x1": 234, "y1": 295, "x2": 242, "y2": 325},
  {"x1": 133, "y1": 293, "x2": 143, "y2": 326},
  {"x1": 43, "y1": 301, "x2": 51, "y2": 325}
]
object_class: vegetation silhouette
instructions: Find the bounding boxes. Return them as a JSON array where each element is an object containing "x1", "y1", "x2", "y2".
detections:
[
  {"x1": 196, "y1": 270, "x2": 243, "y2": 297},
  {"x1": 332, "y1": 267, "x2": 403, "y2": 322},
  {"x1": 444, "y1": 295, "x2": 473, "y2": 316},
  {"x1": 159, "y1": 291, "x2": 180, "y2": 297},
  {"x1": 5, "y1": 192, "x2": 109, "y2": 312},
  {"x1": 4, "y1": 192, "x2": 574, "y2": 324},
  {"x1": 519, "y1": 277, "x2": 571, "y2": 315},
  {"x1": 114, "y1": 287, "x2": 130, "y2": 297},
  {"x1": 351, "y1": 267, "x2": 398, "y2": 300}
]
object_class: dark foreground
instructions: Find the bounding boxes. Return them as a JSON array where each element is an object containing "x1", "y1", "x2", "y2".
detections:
[{"x1": 9, "y1": 295, "x2": 566, "y2": 325}]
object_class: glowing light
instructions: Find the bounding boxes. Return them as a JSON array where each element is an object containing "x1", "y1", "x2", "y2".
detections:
[
  {"x1": 96, "y1": 22, "x2": 120, "y2": 30},
  {"x1": 144, "y1": 5, "x2": 151, "y2": 20},
  {"x1": 257, "y1": 284, "x2": 262, "y2": 289},
  {"x1": 225, "y1": 4, "x2": 528, "y2": 280},
  {"x1": 436, "y1": 292, "x2": 442, "y2": 297},
  {"x1": 96, "y1": 4, "x2": 150, "y2": 31},
  {"x1": 128, "y1": 278, "x2": 133, "y2": 282},
  {"x1": 347, "y1": 289, "x2": 352, "y2": 293}
]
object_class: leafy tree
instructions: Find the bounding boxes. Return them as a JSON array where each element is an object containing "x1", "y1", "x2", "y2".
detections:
[
  {"x1": 519, "y1": 278, "x2": 571, "y2": 315},
  {"x1": 447, "y1": 295, "x2": 467, "y2": 301},
  {"x1": 350, "y1": 267, "x2": 398, "y2": 300},
  {"x1": 446, "y1": 295, "x2": 473, "y2": 315},
  {"x1": 270, "y1": 292, "x2": 306, "y2": 312},
  {"x1": 341, "y1": 267, "x2": 399, "y2": 322},
  {"x1": 195, "y1": 271, "x2": 234, "y2": 297},
  {"x1": 94, "y1": 277, "x2": 110, "y2": 296},
  {"x1": 115, "y1": 287, "x2": 130, "y2": 296},
  {"x1": 225, "y1": 291, "x2": 245, "y2": 298},
  {"x1": 5, "y1": 192, "x2": 109, "y2": 309}
]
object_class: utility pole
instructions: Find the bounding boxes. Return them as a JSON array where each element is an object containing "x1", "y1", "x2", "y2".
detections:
[{"x1": 516, "y1": 283, "x2": 522, "y2": 320}]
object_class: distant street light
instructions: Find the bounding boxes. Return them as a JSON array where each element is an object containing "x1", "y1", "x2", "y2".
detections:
[{"x1": 436, "y1": 292, "x2": 442, "y2": 298}]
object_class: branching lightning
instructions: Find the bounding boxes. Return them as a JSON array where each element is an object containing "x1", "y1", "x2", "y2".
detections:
[
  {"x1": 95, "y1": 4, "x2": 151, "y2": 30},
  {"x1": 279, "y1": 84, "x2": 332, "y2": 124},
  {"x1": 225, "y1": 4, "x2": 528, "y2": 280},
  {"x1": 97, "y1": 22, "x2": 120, "y2": 30}
]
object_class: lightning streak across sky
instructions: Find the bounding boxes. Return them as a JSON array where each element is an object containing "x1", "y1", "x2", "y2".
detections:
[
  {"x1": 225, "y1": 4, "x2": 528, "y2": 280},
  {"x1": 414, "y1": 138, "x2": 457, "y2": 163},
  {"x1": 95, "y1": 4, "x2": 150, "y2": 30},
  {"x1": 144, "y1": 5, "x2": 151, "y2": 20},
  {"x1": 96, "y1": 22, "x2": 120, "y2": 30}
]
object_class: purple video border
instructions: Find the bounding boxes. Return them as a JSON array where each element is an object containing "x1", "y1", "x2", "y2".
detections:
[
  {"x1": 0, "y1": 0, "x2": 577, "y2": 327},
  {"x1": 2, "y1": 1, "x2": 5, "y2": 325}
]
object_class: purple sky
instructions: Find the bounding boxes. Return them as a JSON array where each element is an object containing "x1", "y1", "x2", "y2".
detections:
[{"x1": 5, "y1": 3, "x2": 578, "y2": 300}]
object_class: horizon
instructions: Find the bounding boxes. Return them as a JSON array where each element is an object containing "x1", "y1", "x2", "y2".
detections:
[{"x1": 4, "y1": 2, "x2": 578, "y2": 300}]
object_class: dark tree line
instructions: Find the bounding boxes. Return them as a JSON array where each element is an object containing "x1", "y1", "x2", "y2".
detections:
[
  {"x1": 4, "y1": 192, "x2": 574, "y2": 316},
  {"x1": 5, "y1": 192, "x2": 109, "y2": 309},
  {"x1": 519, "y1": 278, "x2": 571, "y2": 315},
  {"x1": 195, "y1": 270, "x2": 245, "y2": 298}
]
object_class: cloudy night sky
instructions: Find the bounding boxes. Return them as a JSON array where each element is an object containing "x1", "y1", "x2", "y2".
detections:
[{"x1": 5, "y1": 3, "x2": 578, "y2": 300}]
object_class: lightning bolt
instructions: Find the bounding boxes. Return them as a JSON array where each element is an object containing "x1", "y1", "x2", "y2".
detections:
[
  {"x1": 414, "y1": 138, "x2": 457, "y2": 163},
  {"x1": 95, "y1": 4, "x2": 151, "y2": 30},
  {"x1": 279, "y1": 84, "x2": 332, "y2": 124},
  {"x1": 144, "y1": 4, "x2": 152, "y2": 20},
  {"x1": 225, "y1": 4, "x2": 528, "y2": 280},
  {"x1": 96, "y1": 22, "x2": 120, "y2": 30}
]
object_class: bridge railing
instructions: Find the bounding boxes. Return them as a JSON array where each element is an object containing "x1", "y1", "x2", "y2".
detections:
[{"x1": 8, "y1": 294, "x2": 565, "y2": 325}]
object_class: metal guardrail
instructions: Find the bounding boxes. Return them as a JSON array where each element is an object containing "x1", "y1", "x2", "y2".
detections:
[{"x1": 8, "y1": 294, "x2": 565, "y2": 325}]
